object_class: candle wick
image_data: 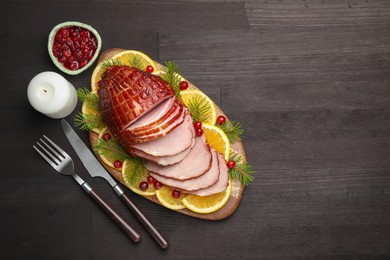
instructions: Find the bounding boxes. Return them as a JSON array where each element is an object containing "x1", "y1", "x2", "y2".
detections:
[{"x1": 43, "y1": 89, "x2": 47, "y2": 93}]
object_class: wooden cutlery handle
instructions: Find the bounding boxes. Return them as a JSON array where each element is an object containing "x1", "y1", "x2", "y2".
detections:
[
  {"x1": 119, "y1": 192, "x2": 169, "y2": 249},
  {"x1": 82, "y1": 183, "x2": 141, "y2": 243}
]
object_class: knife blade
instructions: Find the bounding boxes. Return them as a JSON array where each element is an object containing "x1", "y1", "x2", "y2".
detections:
[{"x1": 61, "y1": 119, "x2": 169, "y2": 249}]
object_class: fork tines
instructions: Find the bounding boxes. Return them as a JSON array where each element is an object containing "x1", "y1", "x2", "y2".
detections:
[{"x1": 33, "y1": 135, "x2": 65, "y2": 168}]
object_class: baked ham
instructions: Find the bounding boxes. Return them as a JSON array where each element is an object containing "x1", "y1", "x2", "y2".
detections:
[
  {"x1": 99, "y1": 64, "x2": 229, "y2": 199},
  {"x1": 99, "y1": 66, "x2": 175, "y2": 146}
]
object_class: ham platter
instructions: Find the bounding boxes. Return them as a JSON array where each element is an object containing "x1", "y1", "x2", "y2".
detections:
[{"x1": 87, "y1": 48, "x2": 248, "y2": 220}]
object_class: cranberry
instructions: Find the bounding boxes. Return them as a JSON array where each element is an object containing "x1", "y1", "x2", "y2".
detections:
[
  {"x1": 227, "y1": 160, "x2": 236, "y2": 169},
  {"x1": 139, "y1": 182, "x2": 149, "y2": 191},
  {"x1": 217, "y1": 115, "x2": 226, "y2": 125},
  {"x1": 146, "y1": 65, "x2": 154, "y2": 73},
  {"x1": 113, "y1": 160, "x2": 123, "y2": 168},
  {"x1": 52, "y1": 26, "x2": 98, "y2": 71},
  {"x1": 172, "y1": 190, "x2": 181, "y2": 198},
  {"x1": 102, "y1": 133, "x2": 111, "y2": 141},
  {"x1": 180, "y1": 81, "x2": 188, "y2": 90},
  {"x1": 147, "y1": 176, "x2": 155, "y2": 184},
  {"x1": 195, "y1": 127, "x2": 203, "y2": 137},
  {"x1": 153, "y1": 181, "x2": 163, "y2": 190},
  {"x1": 193, "y1": 121, "x2": 202, "y2": 129},
  {"x1": 69, "y1": 61, "x2": 79, "y2": 70}
]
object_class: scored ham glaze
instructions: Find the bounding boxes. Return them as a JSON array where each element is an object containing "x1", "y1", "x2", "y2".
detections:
[{"x1": 99, "y1": 65, "x2": 229, "y2": 197}]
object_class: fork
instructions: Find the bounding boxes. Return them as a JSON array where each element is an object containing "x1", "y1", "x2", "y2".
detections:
[{"x1": 33, "y1": 135, "x2": 141, "y2": 243}]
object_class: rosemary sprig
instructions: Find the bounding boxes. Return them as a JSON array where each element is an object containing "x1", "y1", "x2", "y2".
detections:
[
  {"x1": 101, "y1": 59, "x2": 123, "y2": 68},
  {"x1": 217, "y1": 120, "x2": 243, "y2": 143},
  {"x1": 128, "y1": 56, "x2": 145, "y2": 71},
  {"x1": 185, "y1": 95, "x2": 212, "y2": 123},
  {"x1": 93, "y1": 138, "x2": 131, "y2": 162},
  {"x1": 122, "y1": 157, "x2": 148, "y2": 185},
  {"x1": 229, "y1": 150, "x2": 254, "y2": 186},
  {"x1": 160, "y1": 61, "x2": 181, "y2": 97}
]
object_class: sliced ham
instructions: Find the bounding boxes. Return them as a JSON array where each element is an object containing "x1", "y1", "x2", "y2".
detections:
[
  {"x1": 145, "y1": 135, "x2": 212, "y2": 180},
  {"x1": 129, "y1": 101, "x2": 184, "y2": 139},
  {"x1": 131, "y1": 132, "x2": 195, "y2": 166},
  {"x1": 117, "y1": 106, "x2": 186, "y2": 150},
  {"x1": 131, "y1": 113, "x2": 193, "y2": 157},
  {"x1": 149, "y1": 149, "x2": 219, "y2": 191},
  {"x1": 128, "y1": 97, "x2": 175, "y2": 132},
  {"x1": 191, "y1": 152, "x2": 229, "y2": 196}
]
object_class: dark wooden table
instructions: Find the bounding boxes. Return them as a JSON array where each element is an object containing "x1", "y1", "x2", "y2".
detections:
[{"x1": 1, "y1": 0, "x2": 390, "y2": 259}]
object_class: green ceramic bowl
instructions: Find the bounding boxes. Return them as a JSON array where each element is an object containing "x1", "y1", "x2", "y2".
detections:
[{"x1": 48, "y1": 21, "x2": 102, "y2": 75}]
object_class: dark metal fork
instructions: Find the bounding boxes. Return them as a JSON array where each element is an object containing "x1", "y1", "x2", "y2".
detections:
[{"x1": 33, "y1": 135, "x2": 141, "y2": 243}]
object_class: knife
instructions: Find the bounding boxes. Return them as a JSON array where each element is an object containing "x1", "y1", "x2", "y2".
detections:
[{"x1": 61, "y1": 119, "x2": 169, "y2": 249}]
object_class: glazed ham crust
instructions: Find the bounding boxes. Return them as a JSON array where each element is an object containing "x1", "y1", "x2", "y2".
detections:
[{"x1": 99, "y1": 66, "x2": 174, "y2": 137}]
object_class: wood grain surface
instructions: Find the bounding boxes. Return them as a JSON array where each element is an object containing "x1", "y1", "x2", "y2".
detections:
[{"x1": 1, "y1": 0, "x2": 390, "y2": 259}]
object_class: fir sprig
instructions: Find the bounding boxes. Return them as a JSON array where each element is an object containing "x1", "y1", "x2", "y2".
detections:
[
  {"x1": 74, "y1": 88, "x2": 104, "y2": 131},
  {"x1": 128, "y1": 56, "x2": 145, "y2": 71},
  {"x1": 229, "y1": 150, "x2": 254, "y2": 186},
  {"x1": 101, "y1": 59, "x2": 123, "y2": 68},
  {"x1": 93, "y1": 139, "x2": 131, "y2": 162},
  {"x1": 217, "y1": 120, "x2": 244, "y2": 143},
  {"x1": 185, "y1": 95, "x2": 212, "y2": 123},
  {"x1": 74, "y1": 113, "x2": 104, "y2": 131},
  {"x1": 122, "y1": 157, "x2": 148, "y2": 185},
  {"x1": 160, "y1": 61, "x2": 182, "y2": 97}
]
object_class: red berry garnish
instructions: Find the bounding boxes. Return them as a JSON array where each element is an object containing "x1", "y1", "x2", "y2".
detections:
[
  {"x1": 139, "y1": 181, "x2": 149, "y2": 191},
  {"x1": 113, "y1": 160, "x2": 123, "y2": 168},
  {"x1": 180, "y1": 81, "x2": 188, "y2": 90},
  {"x1": 195, "y1": 127, "x2": 203, "y2": 137},
  {"x1": 147, "y1": 176, "x2": 155, "y2": 184},
  {"x1": 193, "y1": 121, "x2": 202, "y2": 129},
  {"x1": 153, "y1": 181, "x2": 163, "y2": 190},
  {"x1": 102, "y1": 133, "x2": 111, "y2": 141},
  {"x1": 227, "y1": 160, "x2": 236, "y2": 169},
  {"x1": 217, "y1": 115, "x2": 226, "y2": 125},
  {"x1": 172, "y1": 190, "x2": 181, "y2": 198},
  {"x1": 146, "y1": 65, "x2": 154, "y2": 73}
]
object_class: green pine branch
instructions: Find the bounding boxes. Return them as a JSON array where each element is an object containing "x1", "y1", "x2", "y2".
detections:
[
  {"x1": 217, "y1": 120, "x2": 244, "y2": 143},
  {"x1": 122, "y1": 157, "x2": 148, "y2": 186},
  {"x1": 93, "y1": 138, "x2": 131, "y2": 162},
  {"x1": 185, "y1": 95, "x2": 212, "y2": 123},
  {"x1": 160, "y1": 61, "x2": 181, "y2": 97},
  {"x1": 128, "y1": 56, "x2": 146, "y2": 71},
  {"x1": 101, "y1": 59, "x2": 123, "y2": 69},
  {"x1": 229, "y1": 150, "x2": 254, "y2": 186}
]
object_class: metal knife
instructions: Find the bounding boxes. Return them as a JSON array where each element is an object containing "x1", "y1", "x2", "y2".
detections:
[{"x1": 61, "y1": 119, "x2": 169, "y2": 249}]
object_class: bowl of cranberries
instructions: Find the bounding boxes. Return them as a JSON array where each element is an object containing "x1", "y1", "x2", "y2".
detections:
[{"x1": 48, "y1": 21, "x2": 102, "y2": 75}]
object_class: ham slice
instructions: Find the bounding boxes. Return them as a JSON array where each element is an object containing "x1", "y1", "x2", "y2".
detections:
[
  {"x1": 131, "y1": 133, "x2": 195, "y2": 166},
  {"x1": 128, "y1": 101, "x2": 184, "y2": 140},
  {"x1": 149, "y1": 149, "x2": 219, "y2": 191},
  {"x1": 145, "y1": 135, "x2": 212, "y2": 180},
  {"x1": 128, "y1": 97, "x2": 175, "y2": 132},
  {"x1": 131, "y1": 113, "x2": 193, "y2": 157},
  {"x1": 191, "y1": 152, "x2": 229, "y2": 196}
]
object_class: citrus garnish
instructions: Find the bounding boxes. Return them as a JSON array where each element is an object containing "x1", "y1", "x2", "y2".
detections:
[
  {"x1": 180, "y1": 90, "x2": 217, "y2": 125},
  {"x1": 97, "y1": 127, "x2": 124, "y2": 170},
  {"x1": 81, "y1": 90, "x2": 102, "y2": 134},
  {"x1": 181, "y1": 177, "x2": 232, "y2": 214},
  {"x1": 201, "y1": 123, "x2": 230, "y2": 161},
  {"x1": 155, "y1": 186, "x2": 186, "y2": 210},
  {"x1": 122, "y1": 160, "x2": 155, "y2": 196},
  {"x1": 91, "y1": 50, "x2": 157, "y2": 92}
]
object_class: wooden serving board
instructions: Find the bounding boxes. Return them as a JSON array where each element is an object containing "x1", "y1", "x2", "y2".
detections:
[{"x1": 88, "y1": 48, "x2": 246, "y2": 220}]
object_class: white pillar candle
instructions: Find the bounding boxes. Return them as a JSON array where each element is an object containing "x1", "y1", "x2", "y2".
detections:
[{"x1": 27, "y1": 71, "x2": 77, "y2": 119}]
